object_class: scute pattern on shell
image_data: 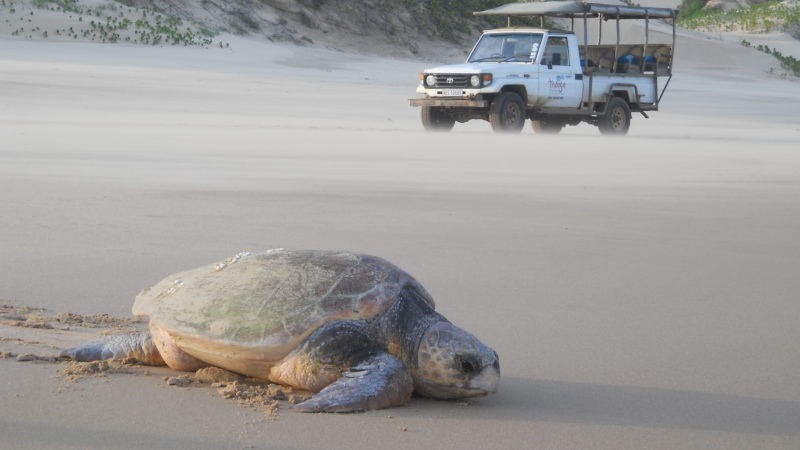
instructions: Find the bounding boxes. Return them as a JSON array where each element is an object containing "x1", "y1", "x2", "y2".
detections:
[{"x1": 132, "y1": 250, "x2": 432, "y2": 353}]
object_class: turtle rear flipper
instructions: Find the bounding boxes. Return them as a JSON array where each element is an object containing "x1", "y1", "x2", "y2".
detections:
[
  {"x1": 291, "y1": 353, "x2": 413, "y2": 413},
  {"x1": 60, "y1": 332, "x2": 165, "y2": 366}
]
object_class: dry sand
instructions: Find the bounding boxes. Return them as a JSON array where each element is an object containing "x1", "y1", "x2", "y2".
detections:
[{"x1": 2, "y1": 14, "x2": 800, "y2": 450}]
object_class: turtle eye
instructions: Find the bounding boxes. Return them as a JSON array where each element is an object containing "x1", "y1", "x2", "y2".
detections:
[{"x1": 456, "y1": 355, "x2": 480, "y2": 375}]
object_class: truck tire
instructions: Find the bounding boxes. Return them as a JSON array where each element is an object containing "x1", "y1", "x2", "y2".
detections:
[
  {"x1": 598, "y1": 97, "x2": 631, "y2": 135},
  {"x1": 489, "y1": 92, "x2": 526, "y2": 133},
  {"x1": 531, "y1": 119, "x2": 564, "y2": 134},
  {"x1": 421, "y1": 106, "x2": 455, "y2": 132}
]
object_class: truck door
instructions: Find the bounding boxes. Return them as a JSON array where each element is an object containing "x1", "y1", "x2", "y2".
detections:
[{"x1": 538, "y1": 36, "x2": 583, "y2": 108}]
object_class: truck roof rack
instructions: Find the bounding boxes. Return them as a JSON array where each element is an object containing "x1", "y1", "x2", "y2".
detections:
[{"x1": 474, "y1": 1, "x2": 677, "y2": 20}]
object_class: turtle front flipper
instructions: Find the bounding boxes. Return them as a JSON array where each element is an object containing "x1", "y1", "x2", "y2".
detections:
[
  {"x1": 291, "y1": 353, "x2": 413, "y2": 413},
  {"x1": 60, "y1": 332, "x2": 165, "y2": 366}
]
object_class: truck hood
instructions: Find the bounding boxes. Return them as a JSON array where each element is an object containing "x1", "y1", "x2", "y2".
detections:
[
  {"x1": 424, "y1": 63, "x2": 482, "y2": 74},
  {"x1": 424, "y1": 62, "x2": 536, "y2": 75}
]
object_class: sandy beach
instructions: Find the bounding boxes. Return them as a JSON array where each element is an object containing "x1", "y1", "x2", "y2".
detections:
[{"x1": 2, "y1": 5, "x2": 800, "y2": 449}]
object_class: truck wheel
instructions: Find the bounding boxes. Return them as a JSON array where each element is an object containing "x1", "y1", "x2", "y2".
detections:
[
  {"x1": 531, "y1": 120, "x2": 564, "y2": 134},
  {"x1": 598, "y1": 97, "x2": 631, "y2": 135},
  {"x1": 489, "y1": 92, "x2": 526, "y2": 133},
  {"x1": 421, "y1": 106, "x2": 455, "y2": 132}
]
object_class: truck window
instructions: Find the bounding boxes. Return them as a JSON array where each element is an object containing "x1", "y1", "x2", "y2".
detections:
[
  {"x1": 468, "y1": 33, "x2": 543, "y2": 63},
  {"x1": 541, "y1": 36, "x2": 570, "y2": 66}
]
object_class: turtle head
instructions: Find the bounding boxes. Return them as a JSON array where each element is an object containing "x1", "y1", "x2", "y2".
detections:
[{"x1": 414, "y1": 322, "x2": 500, "y2": 399}]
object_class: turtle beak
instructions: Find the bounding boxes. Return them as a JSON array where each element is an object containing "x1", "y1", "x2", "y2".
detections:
[{"x1": 467, "y1": 356, "x2": 500, "y2": 395}]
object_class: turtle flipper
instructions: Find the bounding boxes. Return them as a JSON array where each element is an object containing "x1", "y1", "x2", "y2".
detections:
[
  {"x1": 291, "y1": 353, "x2": 413, "y2": 413},
  {"x1": 60, "y1": 332, "x2": 165, "y2": 365}
]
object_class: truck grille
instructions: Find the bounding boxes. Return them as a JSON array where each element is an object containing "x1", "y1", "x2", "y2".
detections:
[{"x1": 432, "y1": 74, "x2": 470, "y2": 88}]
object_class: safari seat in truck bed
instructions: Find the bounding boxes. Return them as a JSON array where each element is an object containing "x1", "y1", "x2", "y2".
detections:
[{"x1": 579, "y1": 44, "x2": 672, "y2": 74}]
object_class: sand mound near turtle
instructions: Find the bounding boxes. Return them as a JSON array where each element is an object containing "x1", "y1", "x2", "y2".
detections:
[
  {"x1": 162, "y1": 366, "x2": 313, "y2": 420},
  {"x1": 61, "y1": 360, "x2": 135, "y2": 383}
]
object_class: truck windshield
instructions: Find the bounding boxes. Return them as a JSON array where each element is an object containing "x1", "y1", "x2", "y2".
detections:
[{"x1": 468, "y1": 33, "x2": 544, "y2": 63}]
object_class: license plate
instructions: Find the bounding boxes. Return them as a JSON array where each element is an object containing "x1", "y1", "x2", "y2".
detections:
[{"x1": 442, "y1": 89, "x2": 463, "y2": 97}]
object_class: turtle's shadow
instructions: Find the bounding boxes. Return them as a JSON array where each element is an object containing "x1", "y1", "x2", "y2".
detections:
[{"x1": 438, "y1": 377, "x2": 800, "y2": 436}]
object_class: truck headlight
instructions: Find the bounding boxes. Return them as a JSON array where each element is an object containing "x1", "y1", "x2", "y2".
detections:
[
  {"x1": 470, "y1": 75, "x2": 481, "y2": 87},
  {"x1": 425, "y1": 74, "x2": 437, "y2": 87}
]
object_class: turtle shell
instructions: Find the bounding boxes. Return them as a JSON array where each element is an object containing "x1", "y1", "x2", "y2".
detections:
[{"x1": 132, "y1": 250, "x2": 434, "y2": 371}]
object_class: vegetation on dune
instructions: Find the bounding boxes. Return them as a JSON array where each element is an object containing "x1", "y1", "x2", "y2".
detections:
[
  {"x1": 678, "y1": 0, "x2": 800, "y2": 33},
  {"x1": 1, "y1": 0, "x2": 228, "y2": 47},
  {"x1": 676, "y1": 0, "x2": 800, "y2": 77},
  {"x1": 32, "y1": 0, "x2": 80, "y2": 14},
  {"x1": 1, "y1": 0, "x2": 560, "y2": 54},
  {"x1": 678, "y1": 0, "x2": 710, "y2": 20},
  {"x1": 741, "y1": 38, "x2": 800, "y2": 75}
]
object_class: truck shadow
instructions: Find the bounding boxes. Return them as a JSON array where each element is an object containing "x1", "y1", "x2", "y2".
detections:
[{"x1": 461, "y1": 377, "x2": 800, "y2": 436}]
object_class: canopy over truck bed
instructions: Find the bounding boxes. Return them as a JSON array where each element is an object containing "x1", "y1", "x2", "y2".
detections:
[{"x1": 473, "y1": 1, "x2": 677, "y2": 19}]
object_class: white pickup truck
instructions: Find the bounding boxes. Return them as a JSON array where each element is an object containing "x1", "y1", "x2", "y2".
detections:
[{"x1": 410, "y1": 1, "x2": 677, "y2": 135}]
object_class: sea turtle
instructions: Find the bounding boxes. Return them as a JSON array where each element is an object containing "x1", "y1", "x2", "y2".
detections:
[{"x1": 61, "y1": 250, "x2": 500, "y2": 412}]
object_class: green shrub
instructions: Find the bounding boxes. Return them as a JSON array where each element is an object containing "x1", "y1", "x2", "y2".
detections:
[{"x1": 678, "y1": 0, "x2": 709, "y2": 19}]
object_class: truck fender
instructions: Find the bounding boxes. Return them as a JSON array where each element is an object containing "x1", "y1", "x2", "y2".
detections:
[
  {"x1": 607, "y1": 84, "x2": 640, "y2": 108},
  {"x1": 500, "y1": 85, "x2": 528, "y2": 106}
]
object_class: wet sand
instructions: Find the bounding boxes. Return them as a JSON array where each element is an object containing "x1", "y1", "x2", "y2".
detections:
[{"x1": 1, "y1": 27, "x2": 800, "y2": 449}]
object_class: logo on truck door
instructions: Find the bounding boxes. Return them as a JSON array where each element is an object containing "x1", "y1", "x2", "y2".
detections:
[{"x1": 547, "y1": 74, "x2": 566, "y2": 97}]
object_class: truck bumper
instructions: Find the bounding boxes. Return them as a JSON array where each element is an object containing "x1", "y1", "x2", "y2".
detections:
[{"x1": 409, "y1": 98, "x2": 489, "y2": 108}]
